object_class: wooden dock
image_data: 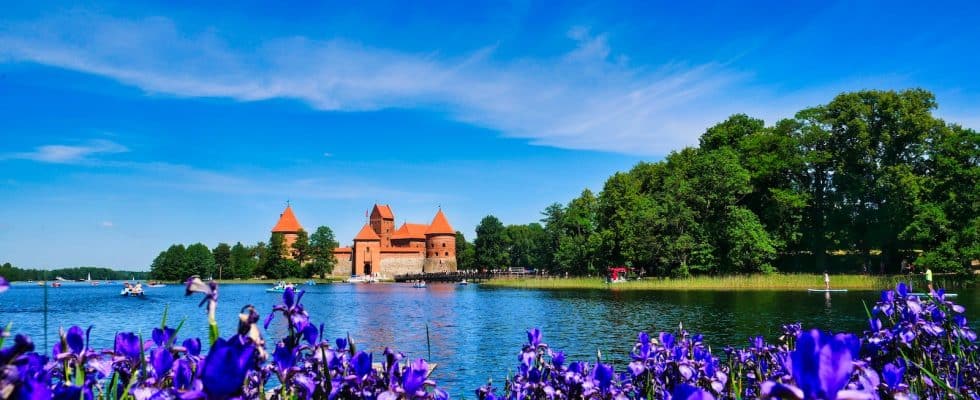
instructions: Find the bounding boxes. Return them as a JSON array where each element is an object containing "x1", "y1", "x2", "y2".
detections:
[{"x1": 393, "y1": 271, "x2": 493, "y2": 283}]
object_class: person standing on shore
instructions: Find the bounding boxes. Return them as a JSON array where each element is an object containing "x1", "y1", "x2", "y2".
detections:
[
  {"x1": 824, "y1": 271, "x2": 830, "y2": 290},
  {"x1": 925, "y1": 267, "x2": 934, "y2": 293}
]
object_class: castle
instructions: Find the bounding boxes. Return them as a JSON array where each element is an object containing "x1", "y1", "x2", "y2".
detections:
[{"x1": 270, "y1": 204, "x2": 457, "y2": 277}]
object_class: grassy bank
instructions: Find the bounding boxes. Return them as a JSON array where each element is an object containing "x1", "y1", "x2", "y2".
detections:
[{"x1": 481, "y1": 274, "x2": 918, "y2": 291}]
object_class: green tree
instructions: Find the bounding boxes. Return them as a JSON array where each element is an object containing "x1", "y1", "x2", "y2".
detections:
[
  {"x1": 212, "y1": 243, "x2": 231, "y2": 280},
  {"x1": 292, "y1": 229, "x2": 310, "y2": 265},
  {"x1": 309, "y1": 226, "x2": 338, "y2": 277},
  {"x1": 186, "y1": 243, "x2": 216, "y2": 279},
  {"x1": 230, "y1": 242, "x2": 255, "y2": 279},
  {"x1": 455, "y1": 231, "x2": 476, "y2": 270},
  {"x1": 474, "y1": 215, "x2": 509, "y2": 270},
  {"x1": 263, "y1": 234, "x2": 287, "y2": 279}
]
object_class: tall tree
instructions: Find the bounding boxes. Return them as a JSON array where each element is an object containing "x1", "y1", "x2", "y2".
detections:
[
  {"x1": 474, "y1": 215, "x2": 509, "y2": 270},
  {"x1": 263, "y1": 234, "x2": 287, "y2": 279},
  {"x1": 455, "y1": 231, "x2": 476, "y2": 270},
  {"x1": 230, "y1": 242, "x2": 255, "y2": 279},
  {"x1": 292, "y1": 229, "x2": 310, "y2": 265},
  {"x1": 212, "y1": 243, "x2": 231, "y2": 280},
  {"x1": 186, "y1": 243, "x2": 216, "y2": 279},
  {"x1": 309, "y1": 226, "x2": 338, "y2": 277}
]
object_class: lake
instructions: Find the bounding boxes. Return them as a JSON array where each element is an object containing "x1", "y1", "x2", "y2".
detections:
[{"x1": 1, "y1": 281, "x2": 976, "y2": 395}]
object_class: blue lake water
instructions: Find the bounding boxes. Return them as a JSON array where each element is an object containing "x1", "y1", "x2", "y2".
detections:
[{"x1": 1, "y1": 282, "x2": 976, "y2": 395}]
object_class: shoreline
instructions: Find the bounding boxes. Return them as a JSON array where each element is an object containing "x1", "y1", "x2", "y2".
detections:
[{"x1": 479, "y1": 274, "x2": 948, "y2": 291}]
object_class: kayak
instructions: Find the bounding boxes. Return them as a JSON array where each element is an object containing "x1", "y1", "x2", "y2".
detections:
[{"x1": 808, "y1": 289, "x2": 848, "y2": 292}]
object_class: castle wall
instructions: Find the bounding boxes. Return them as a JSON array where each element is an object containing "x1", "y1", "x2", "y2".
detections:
[
  {"x1": 331, "y1": 253, "x2": 352, "y2": 277},
  {"x1": 379, "y1": 252, "x2": 425, "y2": 276},
  {"x1": 423, "y1": 258, "x2": 457, "y2": 273}
]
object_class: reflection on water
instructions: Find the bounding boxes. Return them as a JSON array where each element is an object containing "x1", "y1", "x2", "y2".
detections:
[{"x1": 1, "y1": 282, "x2": 976, "y2": 394}]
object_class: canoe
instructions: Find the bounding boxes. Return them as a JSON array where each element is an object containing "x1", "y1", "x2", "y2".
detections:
[{"x1": 808, "y1": 289, "x2": 848, "y2": 292}]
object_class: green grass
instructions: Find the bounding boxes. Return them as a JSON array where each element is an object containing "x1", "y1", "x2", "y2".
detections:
[{"x1": 481, "y1": 274, "x2": 910, "y2": 291}]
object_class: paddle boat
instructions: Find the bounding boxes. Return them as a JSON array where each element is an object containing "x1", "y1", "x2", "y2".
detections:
[
  {"x1": 120, "y1": 282, "x2": 145, "y2": 297},
  {"x1": 305, "y1": 279, "x2": 317, "y2": 286},
  {"x1": 413, "y1": 281, "x2": 427, "y2": 288},
  {"x1": 346, "y1": 275, "x2": 379, "y2": 284},
  {"x1": 146, "y1": 281, "x2": 167, "y2": 288},
  {"x1": 458, "y1": 279, "x2": 469, "y2": 286},
  {"x1": 51, "y1": 282, "x2": 62, "y2": 288},
  {"x1": 266, "y1": 281, "x2": 294, "y2": 293}
]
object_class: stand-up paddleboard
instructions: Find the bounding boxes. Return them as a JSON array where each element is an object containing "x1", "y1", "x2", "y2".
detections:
[
  {"x1": 909, "y1": 292, "x2": 958, "y2": 297},
  {"x1": 807, "y1": 289, "x2": 849, "y2": 292}
]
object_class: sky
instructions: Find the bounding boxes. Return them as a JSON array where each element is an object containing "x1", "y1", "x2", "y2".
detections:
[{"x1": 1, "y1": 1, "x2": 978, "y2": 269}]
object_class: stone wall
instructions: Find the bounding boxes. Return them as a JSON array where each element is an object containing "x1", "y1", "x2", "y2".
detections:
[
  {"x1": 331, "y1": 253, "x2": 352, "y2": 277},
  {"x1": 379, "y1": 253, "x2": 424, "y2": 277},
  {"x1": 423, "y1": 258, "x2": 457, "y2": 273}
]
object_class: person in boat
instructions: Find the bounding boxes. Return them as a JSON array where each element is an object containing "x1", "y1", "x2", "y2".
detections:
[
  {"x1": 925, "y1": 266, "x2": 934, "y2": 293},
  {"x1": 824, "y1": 271, "x2": 830, "y2": 290}
]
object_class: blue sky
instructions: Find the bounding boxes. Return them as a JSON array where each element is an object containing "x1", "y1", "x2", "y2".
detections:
[{"x1": 1, "y1": 1, "x2": 978, "y2": 269}]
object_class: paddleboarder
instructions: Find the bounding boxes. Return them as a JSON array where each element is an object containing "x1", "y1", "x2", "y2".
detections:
[{"x1": 824, "y1": 271, "x2": 830, "y2": 290}]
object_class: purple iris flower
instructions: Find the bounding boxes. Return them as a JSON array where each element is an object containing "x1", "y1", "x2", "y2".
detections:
[
  {"x1": 302, "y1": 324, "x2": 319, "y2": 345},
  {"x1": 551, "y1": 351, "x2": 565, "y2": 368},
  {"x1": 182, "y1": 338, "x2": 201, "y2": 356},
  {"x1": 672, "y1": 384, "x2": 715, "y2": 400},
  {"x1": 113, "y1": 332, "x2": 141, "y2": 361},
  {"x1": 173, "y1": 359, "x2": 193, "y2": 390},
  {"x1": 152, "y1": 326, "x2": 176, "y2": 348},
  {"x1": 527, "y1": 328, "x2": 543, "y2": 347},
  {"x1": 265, "y1": 287, "x2": 310, "y2": 331},
  {"x1": 351, "y1": 351, "x2": 373, "y2": 379},
  {"x1": 751, "y1": 336, "x2": 765, "y2": 351},
  {"x1": 660, "y1": 332, "x2": 676, "y2": 349},
  {"x1": 402, "y1": 358, "x2": 429, "y2": 395},
  {"x1": 199, "y1": 336, "x2": 256, "y2": 399},
  {"x1": 150, "y1": 347, "x2": 175, "y2": 381},
  {"x1": 273, "y1": 342, "x2": 297, "y2": 373},
  {"x1": 896, "y1": 282, "x2": 909, "y2": 297},
  {"x1": 65, "y1": 326, "x2": 86, "y2": 354},
  {"x1": 336, "y1": 337, "x2": 348, "y2": 351},
  {"x1": 591, "y1": 362, "x2": 614, "y2": 391},
  {"x1": 882, "y1": 360, "x2": 905, "y2": 390},
  {"x1": 0, "y1": 276, "x2": 8, "y2": 293},
  {"x1": 52, "y1": 385, "x2": 92, "y2": 400},
  {"x1": 791, "y1": 330, "x2": 856, "y2": 400},
  {"x1": 17, "y1": 379, "x2": 52, "y2": 400}
]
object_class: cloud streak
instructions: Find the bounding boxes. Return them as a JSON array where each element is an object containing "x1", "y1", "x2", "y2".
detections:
[
  {"x1": 0, "y1": 12, "x2": 766, "y2": 155},
  {"x1": 1, "y1": 139, "x2": 128, "y2": 164}
]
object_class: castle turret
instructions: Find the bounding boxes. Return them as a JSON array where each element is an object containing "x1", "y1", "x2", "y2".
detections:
[
  {"x1": 423, "y1": 209, "x2": 457, "y2": 273},
  {"x1": 369, "y1": 204, "x2": 396, "y2": 247},
  {"x1": 271, "y1": 204, "x2": 304, "y2": 256},
  {"x1": 352, "y1": 223, "x2": 381, "y2": 276}
]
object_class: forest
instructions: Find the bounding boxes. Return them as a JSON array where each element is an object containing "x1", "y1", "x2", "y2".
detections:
[{"x1": 466, "y1": 89, "x2": 979, "y2": 276}]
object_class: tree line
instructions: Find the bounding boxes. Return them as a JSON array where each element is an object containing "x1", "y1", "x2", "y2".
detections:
[
  {"x1": 0, "y1": 263, "x2": 149, "y2": 281},
  {"x1": 148, "y1": 226, "x2": 338, "y2": 281},
  {"x1": 464, "y1": 90, "x2": 979, "y2": 276}
]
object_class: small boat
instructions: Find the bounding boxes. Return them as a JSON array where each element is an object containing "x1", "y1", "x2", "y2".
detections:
[
  {"x1": 346, "y1": 275, "x2": 378, "y2": 284},
  {"x1": 55, "y1": 276, "x2": 68, "y2": 282},
  {"x1": 146, "y1": 281, "x2": 166, "y2": 288},
  {"x1": 120, "y1": 282, "x2": 145, "y2": 297},
  {"x1": 807, "y1": 289, "x2": 848, "y2": 292},
  {"x1": 51, "y1": 282, "x2": 62, "y2": 288},
  {"x1": 413, "y1": 281, "x2": 427, "y2": 288},
  {"x1": 458, "y1": 279, "x2": 469, "y2": 286},
  {"x1": 305, "y1": 279, "x2": 317, "y2": 286},
  {"x1": 266, "y1": 281, "x2": 294, "y2": 293},
  {"x1": 36, "y1": 281, "x2": 44, "y2": 286},
  {"x1": 909, "y1": 292, "x2": 958, "y2": 298}
]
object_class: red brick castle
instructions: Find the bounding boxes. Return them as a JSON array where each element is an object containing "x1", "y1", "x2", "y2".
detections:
[{"x1": 270, "y1": 204, "x2": 457, "y2": 277}]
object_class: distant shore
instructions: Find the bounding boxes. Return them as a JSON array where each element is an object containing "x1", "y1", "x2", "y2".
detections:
[{"x1": 479, "y1": 274, "x2": 943, "y2": 291}]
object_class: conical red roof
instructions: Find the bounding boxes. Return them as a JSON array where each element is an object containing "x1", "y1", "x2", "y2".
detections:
[
  {"x1": 425, "y1": 209, "x2": 454, "y2": 235},
  {"x1": 372, "y1": 204, "x2": 395, "y2": 220},
  {"x1": 353, "y1": 223, "x2": 380, "y2": 241},
  {"x1": 272, "y1": 205, "x2": 303, "y2": 233}
]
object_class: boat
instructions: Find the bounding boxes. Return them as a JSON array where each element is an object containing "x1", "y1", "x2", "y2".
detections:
[
  {"x1": 346, "y1": 275, "x2": 379, "y2": 284},
  {"x1": 413, "y1": 281, "x2": 427, "y2": 288},
  {"x1": 51, "y1": 282, "x2": 62, "y2": 288},
  {"x1": 909, "y1": 292, "x2": 958, "y2": 298},
  {"x1": 146, "y1": 281, "x2": 166, "y2": 288},
  {"x1": 458, "y1": 279, "x2": 469, "y2": 286},
  {"x1": 266, "y1": 281, "x2": 294, "y2": 293},
  {"x1": 807, "y1": 289, "x2": 848, "y2": 292},
  {"x1": 55, "y1": 276, "x2": 68, "y2": 282},
  {"x1": 120, "y1": 282, "x2": 145, "y2": 297},
  {"x1": 305, "y1": 279, "x2": 317, "y2": 286}
]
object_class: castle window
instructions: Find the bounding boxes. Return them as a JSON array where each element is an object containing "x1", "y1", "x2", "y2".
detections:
[
  {"x1": 445, "y1": 252, "x2": 449, "y2": 256},
  {"x1": 442, "y1": 243, "x2": 446, "y2": 247}
]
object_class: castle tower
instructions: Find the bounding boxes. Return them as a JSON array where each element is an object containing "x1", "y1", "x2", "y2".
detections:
[
  {"x1": 271, "y1": 204, "x2": 304, "y2": 257},
  {"x1": 369, "y1": 204, "x2": 396, "y2": 247},
  {"x1": 352, "y1": 223, "x2": 381, "y2": 276},
  {"x1": 423, "y1": 209, "x2": 457, "y2": 273}
]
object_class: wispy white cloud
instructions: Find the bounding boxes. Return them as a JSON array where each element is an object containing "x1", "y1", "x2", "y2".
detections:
[
  {"x1": 101, "y1": 221, "x2": 114, "y2": 228},
  {"x1": 1, "y1": 139, "x2": 128, "y2": 164},
  {"x1": 0, "y1": 12, "x2": 765, "y2": 155}
]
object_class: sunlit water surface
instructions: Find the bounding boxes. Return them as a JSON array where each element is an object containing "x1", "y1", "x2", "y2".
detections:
[{"x1": 1, "y1": 282, "x2": 977, "y2": 395}]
